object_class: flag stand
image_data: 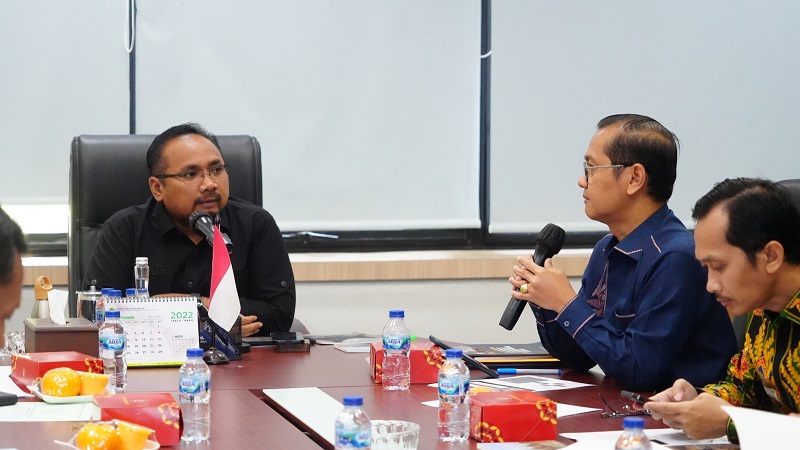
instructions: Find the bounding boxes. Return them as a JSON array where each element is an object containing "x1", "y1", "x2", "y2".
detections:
[
  {"x1": 203, "y1": 319, "x2": 230, "y2": 365},
  {"x1": 196, "y1": 300, "x2": 233, "y2": 365}
]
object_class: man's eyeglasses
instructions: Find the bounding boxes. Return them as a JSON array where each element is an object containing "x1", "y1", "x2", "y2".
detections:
[
  {"x1": 155, "y1": 164, "x2": 229, "y2": 184},
  {"x1": 582, "y1": 162, "x2": 632, "y2": 180},
  {"x1": 599, "y1": 394, "x2": 651, "y2": 418}
]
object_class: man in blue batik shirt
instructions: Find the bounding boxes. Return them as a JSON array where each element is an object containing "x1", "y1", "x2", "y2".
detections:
[{"x1": 509, "y1": 114, "x2": 737, "y2": 391}]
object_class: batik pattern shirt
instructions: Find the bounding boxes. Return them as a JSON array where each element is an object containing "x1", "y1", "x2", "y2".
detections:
[{"x1": 704, "y1": 290, "x2": 800, "y2": 414}]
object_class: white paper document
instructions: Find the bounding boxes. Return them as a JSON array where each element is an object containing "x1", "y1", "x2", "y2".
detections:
[
  {"x1": 555, "y1": 403, "x2": 601, "y2": 418},
  {"x1": 0, "y1": 367, "x2": 33, "y2": 398},
  {"x1": 561, "y1": 428, "x2": 729, "y2": 446},
  {"x1": 722, "y1": 405, "x2": 800, "y2": 448},
  {"x1": 421, "y1": 398, "x2": 598, "y2": 418},
  {"x1": 474, "y1": 375, "x2": 594, "y2": 392},
  {"x1": 562, "y1": 441, "x2": 670, "y2": 450},
  {"x1": 333, "y1": 342, "x2": 371, "y2": 353},
  {"x1": 477, "y1": 442, "x2": 568, "y2": 449},
  {"x1": 0, "y1": 402, "x2": 95, "y2": 421}
]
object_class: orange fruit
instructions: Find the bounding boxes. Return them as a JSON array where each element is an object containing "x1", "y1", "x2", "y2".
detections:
[
  {"x1": 78, "y1": 371, "x2": 110, "y2": 395},
  {"x1": 117, "y1": 420, "x2": 154, "y2": 450},
  {"x1": 41, "y1": 367, "x2": 81, "y2": 397},
  {"x1": 74, "y1": 422, "x2": 120, "y2": 450}
]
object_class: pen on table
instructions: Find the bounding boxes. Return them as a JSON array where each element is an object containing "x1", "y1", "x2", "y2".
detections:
[{"x1": 497, "y1": 368, "x2": 562, "y2": 376}]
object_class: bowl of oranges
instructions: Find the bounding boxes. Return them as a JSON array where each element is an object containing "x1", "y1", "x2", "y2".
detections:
[
  {"x1": 29, "y1": 367, "x2": 111, "y2": 403},
  {"x1": 55, "y1": 419, "x2": 158, "y2": 450}
]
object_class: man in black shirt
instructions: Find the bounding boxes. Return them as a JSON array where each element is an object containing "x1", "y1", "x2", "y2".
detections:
[{"x1": 83, "y1": 123, "x2": 295, "y2": 337}]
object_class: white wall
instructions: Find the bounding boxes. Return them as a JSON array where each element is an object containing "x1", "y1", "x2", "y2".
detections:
[
  {"x1": 490, "y1": 1, "x2": 800, "y2": 234},
  {"x1": 296, "y1": 279, "x2": 541, "y2": 344}
]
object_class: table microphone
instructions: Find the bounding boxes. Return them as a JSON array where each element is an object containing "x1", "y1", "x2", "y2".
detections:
[
  {"x1": 499, "y1": 223, "x2": 566, "y2": 330},
  {"x1": 189, "y1": 210, "x2": 233, "y2": 254}
]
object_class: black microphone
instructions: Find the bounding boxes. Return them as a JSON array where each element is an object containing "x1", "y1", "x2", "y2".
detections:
[
  {"x1": 189, "y1": 211, "x2": 233, "y2": 254},
  {"x1": 499, "y1": 223, "x2": 566, "y2": 330}
]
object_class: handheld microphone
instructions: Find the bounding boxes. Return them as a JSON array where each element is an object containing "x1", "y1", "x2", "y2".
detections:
[
  {"x1": 189, "y1": 211, "x2": 234, "y2": 254},
  {"x1": 499, "y1": 223, "x2": 566, "y2": 331}
]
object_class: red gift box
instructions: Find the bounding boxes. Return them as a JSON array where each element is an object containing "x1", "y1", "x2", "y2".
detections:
[
  {"x1": 10, "y1": 351, "x2": 103, "y2": 393},
  {"x1": 95, "y1": 392, "x2": 183, "y2": 447},
  {"x1": 369, "y1": 341, "x2": 443, "y2": 384},
  {"x1": 469, "y1": 390, "x2": 557, "y2": 443}
]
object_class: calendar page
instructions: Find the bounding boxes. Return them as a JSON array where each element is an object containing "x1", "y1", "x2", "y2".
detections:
[{"x1": 105, "y1": 296, "x2": 200, "y2": 367}]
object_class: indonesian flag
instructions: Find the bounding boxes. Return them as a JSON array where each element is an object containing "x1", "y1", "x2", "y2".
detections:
[{"x1": 209, "y1": 225, "x2": 240, "y2": 331}]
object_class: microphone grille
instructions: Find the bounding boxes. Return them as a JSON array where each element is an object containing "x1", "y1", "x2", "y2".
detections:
[
  {"x1": 188, "y1": 210, "x2": 211, "y2": 230},
  {"x1": 536, "y1": 223, "x2": 566, "y2": 253}
]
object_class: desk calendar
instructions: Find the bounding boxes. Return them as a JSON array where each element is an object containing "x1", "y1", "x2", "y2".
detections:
[{"x1": 105, "y1": 296, "x2": 200, "y2": 367}]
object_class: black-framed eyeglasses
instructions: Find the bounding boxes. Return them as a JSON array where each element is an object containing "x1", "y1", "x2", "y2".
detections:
[
  {"x1": 155, "y1": 164, "x2": 229, "y2": 184},
  {"x1": 599, "y1": 393, "x2": 651, "y2": 418},
  {"x1": 582, "y1": 162, "x2": 633, "y2": 180}
]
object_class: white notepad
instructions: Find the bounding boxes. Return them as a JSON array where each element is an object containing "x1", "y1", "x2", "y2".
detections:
[
  {"x1": 262, "y1": 387, "x2": 342, "y2": 445},
  {"x1": 105, "y1": 296, "x2": 200, "y2": 367}
]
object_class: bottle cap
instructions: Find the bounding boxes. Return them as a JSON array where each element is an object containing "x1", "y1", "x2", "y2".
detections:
[
  {"x1": 136, "y1": 256, "x2": 148, "y2": 264},
  {"x1": 342, "y1": 396, "x2": 363, "y2": 406},
  {"x1": 186, "y1": 348, "x2": 204, "y2": 358},
  {"x1": 101, "y1": 288, "x2": 112, "y2": 295},
  {"x1": 105, "y1": 310, "x2": 121, "y2": 319},
  {"x1": 622, "y1": 416, "x2": 645, "y2": 429},
  {"x1": 389, "y1": 310, "x2": 405, "y2": 318},
  {"x1": 445, "y1": 349, "x2": 463, "y2": 359},
  {"x1": 125, "y1": 288, "x2": 136, "y2": 297}
]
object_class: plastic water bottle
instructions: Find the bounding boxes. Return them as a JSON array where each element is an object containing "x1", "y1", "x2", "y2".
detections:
[
  {"x1": 125, "y1": 288, "x2": 137, "y2": 298},
  {"x1": 96, "y1": 287, "x2": 111, "y2": 325},
  {"x1": 134, "y1": 256, "x2": 149, "y2": 297},
  {"x1": 334, "y1": 396, "x2": 371, "y2": 449},
  {"x1": 438, "y1": 348, "x2": 470, "y2": 442},
  {"x1": 113, "y1": 289, "x2": 124, "y2": 304},
  {"x1": 98, "y1": 310, "x2": 127, "y2": 392},
  {"x1": 615, "y1": 417, "x2": 652, "y2": 449},
  {"x1": 382, "y1": 310, "x2": 410, "y2": 390},
  {"x1": 180, "y1": 348, "x2": 211, "y2": 443}
]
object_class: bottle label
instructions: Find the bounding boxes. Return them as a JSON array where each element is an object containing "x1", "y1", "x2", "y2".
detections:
[
  {"x1": 383, "y1": 335, "x2": 410, "y2": 351},
  {"x1": 335, "y1": 425, "x2": 370, "y2": 448},
  {"x1": 439, "y1": 377, "x2": 469, "y2": 396},
  {"x1": 99, "y1": 334, "x2": 126, "y2": 351},
  {"x1": 180, "y1": 376, "x2": 209, "y2": 395}
]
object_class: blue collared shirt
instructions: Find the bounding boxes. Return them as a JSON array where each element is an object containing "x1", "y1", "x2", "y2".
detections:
[{"x1": 533, "y1": 205, "x2": 737, "y2": 391}]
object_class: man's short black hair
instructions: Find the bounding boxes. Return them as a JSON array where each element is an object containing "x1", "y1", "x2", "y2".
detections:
[
  {"x1": 146, "y1": 123, "x2": 222, "y2": 176},
  {"x1": 692, "y1": 177, "x2": 800, "y2": 264},
  {"x1": 597, "y1": 114, "x2": 679, "y2": 203},
  {"x1": 0, "y1": 206, "x2": 26, "y2": 284}
]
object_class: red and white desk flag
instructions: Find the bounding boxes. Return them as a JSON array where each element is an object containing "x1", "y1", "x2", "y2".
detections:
[{"x1": 209, "y1": 225, "x2": 240, "y2": 331}]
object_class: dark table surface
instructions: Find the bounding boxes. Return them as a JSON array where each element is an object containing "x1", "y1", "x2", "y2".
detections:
[
  {"x1": 250, "y1": 345, "x2": 670, "y2": 450},
  {"x1": 2, "y1": 343, "x2": 708, "y2": 450}
]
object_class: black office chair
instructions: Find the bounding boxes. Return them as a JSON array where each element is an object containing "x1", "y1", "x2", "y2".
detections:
[
  {"x1": 68, "y1": 134, "x2": 263, "y2": 317},
  {"x1": 730, "y1": 178, "x2": 800, "y2": 350},
  {"x1": 779, "y1": 178, "x2": 800, "y2": 210}
]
